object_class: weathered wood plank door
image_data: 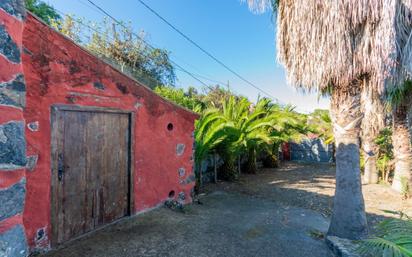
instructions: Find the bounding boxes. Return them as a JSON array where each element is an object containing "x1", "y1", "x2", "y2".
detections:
[{"x1": 51, "y1": 106, "x2": 132, "y2": 245}]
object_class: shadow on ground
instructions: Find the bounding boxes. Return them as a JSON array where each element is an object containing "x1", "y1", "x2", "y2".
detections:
[
  {"x1": 42, "y1": 190, "x2": 332, "y2": 257},
  {"x1": 42, "y1": 162, "x2": 411, "y2": 257}
]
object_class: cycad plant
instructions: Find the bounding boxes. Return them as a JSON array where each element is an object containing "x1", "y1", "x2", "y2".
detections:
[
  {"x1": 358, "y1": 212, "x2": 412, "y2": 257},
  {"x1": 235, "y1": 97, "x2": 277, "y2": 174},
  {"x1": 263, "y1": 105, "x2": 308, "y2": 167},
  {"x1": 194, "y1": 95, "x2": 306, "y2": 181},
  {"x1": 194, "y1": 108, "x2": 236, "y2": 173}
]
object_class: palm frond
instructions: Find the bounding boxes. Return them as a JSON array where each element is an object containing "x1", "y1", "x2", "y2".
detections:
[{"x1": 358, "y1": 217, "x2": 412, "y2": 257}]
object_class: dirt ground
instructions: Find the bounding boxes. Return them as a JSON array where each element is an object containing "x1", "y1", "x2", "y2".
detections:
[
  {"x1": 41, "y1": 162, "x2": 411, "y2": 257},
  {"x1": 207, "y1": 162, "x2": 412, "y2": 230}
]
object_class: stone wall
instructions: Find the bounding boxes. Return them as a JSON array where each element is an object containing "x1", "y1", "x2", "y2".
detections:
[
  {"x1": 0, "y1": 0, "x2": 29, "y2": 256},
  {"x1": 290, "y1": 138, "x2": 334, "y2": 163}
]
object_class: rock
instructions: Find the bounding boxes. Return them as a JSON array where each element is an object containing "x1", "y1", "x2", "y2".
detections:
[
  {"x1": 326, "y1": 236, "x2": 361, "y2": 257},
  {"x1": 93, "y1": 82, "x2": 105, "y2": 90},
  {"x1": 0, "y1": 225, "x2": 28, "y2": 257},
  {"x1": 180, "y1": 174, "x2": 196, "y2": 185},
  {"x1": 178, "y1": 167, "x2": 185, "y2": 177},
  {"x1": 0, "y1": 121, "x2": 26, "y2": 169},
  {"x1": 176, "y1": 144, "x2": 185, "y2": 156},
  {"x1": 0, "y1": 25, "x2": 21, "y2": 63},
  {"x1": 0, "y1": 0, "x2": 26, "y2": 20},
  {"x1": 178, "y1": 192, "x2": 185, "y2": 201},
  {"x1": 27, "y1": 121, "x2": 39, "y2": 132},
  {"x1": 26, "y1": 155, "x2": 38, "y2": 172},
  {"x1": 0, "y1": 178, "x2": 26, "y2": 221},
  {"x1": 0, "y1": 74, "x2": 26, "y2": 108}
]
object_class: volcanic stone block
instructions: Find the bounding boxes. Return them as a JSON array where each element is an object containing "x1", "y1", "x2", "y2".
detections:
[
  {"x1": 0, "y1": 0, "x2": 26, "y2": 20},
  {"x1": 176, "y1": 144, "x2": 185, "y2": 156},
  {"x1": 27, "y1": 121, "x2": 39, "y2": 132},
  {"x1": 0, "y1": 74, "x2": 26, "y2": 108},
  {"x1": 0, "y1": 121, "x2": 26, "y2": 169},
  {"x1": 26, "y1": 155, "x2": 38, "y2": 172},
  {"x1": 93, "y1": 82, "x2": 105, "y2": 90},
  {"x1": 0, "y1": 25, "x2": 21, "y2": 63},
  {"x1": 0, "y1": 225, "x2": 28, "y2": 257},
  {"x1": 178, "y1": 191, "x2": 185, "y2": 201},
  {"x1": 180, "y1": 174, "x2": 196, "y2": 185},
  {"x1": 178, "y1": 167, "x2": 185, "y2": 177},
  {"x1": 0, "y1": 178, "x2": 25, "y2": 222}
]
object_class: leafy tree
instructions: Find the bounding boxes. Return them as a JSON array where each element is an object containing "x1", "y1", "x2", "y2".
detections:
[
  {"x1": 51, "y1": 15, "x2": 175, "y2": 89},
  {"x1": 308, "y1": 109, "x2": 333, "y2": 144},
  {"x1": 154, "y1": 86, "x2": 205, "y2": 112},
  {"x1": 25, "y1": 0, "x2": 61, "y2": 25},
  {"x1": 375, "y1": 128, "x2": 394, "y2": 184},
  {"x1": 201, "y1": 85, "x2": 241, "y2": 109}
]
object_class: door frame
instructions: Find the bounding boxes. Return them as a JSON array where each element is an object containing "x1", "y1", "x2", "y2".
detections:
[{"x1": 50, "y1": 104, "x2": 135, "y2": 247}]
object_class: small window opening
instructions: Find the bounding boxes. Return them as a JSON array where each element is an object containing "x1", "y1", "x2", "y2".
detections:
[
  {"x1": 167, "y1": 123, "x2": 174, "y2": 131},
  {"x1": 168, "y1": 190, "x2": 175, "y2": 198}
]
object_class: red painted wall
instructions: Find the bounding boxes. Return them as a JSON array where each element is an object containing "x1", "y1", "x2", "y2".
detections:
[
  {"x1": 22, "y1": 13, "x2": 198, "y2": 250},
  {"x1": 0, "y1": 5, "x2": 27, "y2": 241}
]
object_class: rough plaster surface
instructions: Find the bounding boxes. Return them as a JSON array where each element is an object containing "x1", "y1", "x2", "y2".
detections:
[
  {"x1": 21, "y1": 13, "x2": 198, "y2": 250},
  {"x1": 0, "y1": 225, "x2": 28, "y2": 257},
  {"x1": 0, "y1": 1, "x2": 28, "y2": 256}
]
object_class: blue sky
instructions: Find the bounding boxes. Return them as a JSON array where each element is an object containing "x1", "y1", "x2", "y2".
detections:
[{"x1": 46, "y1": 0, "x2": 329, "y2": 113}]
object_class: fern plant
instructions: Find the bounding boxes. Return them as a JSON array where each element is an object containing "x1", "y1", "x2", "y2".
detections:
[{"x1": 358, "y1": 211, "x2": 412, "y2": 257}]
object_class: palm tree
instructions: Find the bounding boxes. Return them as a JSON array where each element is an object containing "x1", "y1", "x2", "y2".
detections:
[
  {"x1": 361, "y1": 88, "x2": 385, "y2": 184},
  {"x1": 264, "y1": 105, "x2": 309, "y2": 167},
  {"x1": 387, "y1": 82, "x2": 412, "y2": 196},
  {"x1": 213, "y1": 96, "x2": 274, "y2": 177},
  {"x1": 358, "y1": 211, "x2": 412, "y2": 257},
  {"x1": 243, "y1": 0, "x2": 412, "y2": 240},
  {"x1": 194, "y1": 108, "x2": 238, "y2": 184}
]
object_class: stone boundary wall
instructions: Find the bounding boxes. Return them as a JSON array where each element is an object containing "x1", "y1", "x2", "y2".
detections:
[
  {"x1": 0, "y1": 0, "x2": 29, "y2": 256},
  {"x1": 290, "y1": 138, "x2": 334, "y2": 163}
]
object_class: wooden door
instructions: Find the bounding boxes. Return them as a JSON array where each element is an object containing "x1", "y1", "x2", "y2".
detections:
[{"x1": 51, "y1": 106, "x2": 132, "y2": 245}]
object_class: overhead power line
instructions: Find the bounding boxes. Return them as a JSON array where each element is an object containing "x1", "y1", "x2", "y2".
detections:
[
  {"x1": 83, "y1": 0, "x2": 215, "y2": 88},
  {"x1": 136, "y1": 0, "x2": 279, "y2": 101}
]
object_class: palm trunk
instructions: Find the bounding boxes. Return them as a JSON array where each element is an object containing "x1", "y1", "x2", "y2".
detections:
[
  {"x1": 327, "y1": 84, "x2": 368, "y2": 240},
  {"x1": 391, "y1": 106, "x2": 412, "y2": 195},
  {"x1": 361, "y1": 86, "x2": 384, "y2": 184},
  {"x1": 246, "y1": 148, "x2": 257, "y2": 174},
  {"x1": 362, "y1": 141, "x2": 379, "y2": 184},
  {"x1": 219, "y1": 154, "x2": 237, "y2": 181}
]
